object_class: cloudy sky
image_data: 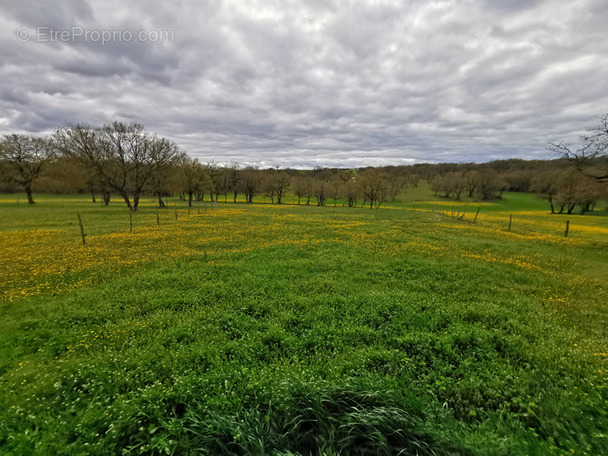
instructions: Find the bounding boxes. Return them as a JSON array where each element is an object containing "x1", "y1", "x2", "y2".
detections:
[{"x1": 1, "y1": 0, "x2": 607, "y2": 168}]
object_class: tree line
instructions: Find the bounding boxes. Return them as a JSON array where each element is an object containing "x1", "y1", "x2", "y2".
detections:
[{"x1": 1, "y1": 117, "x2": 607, "y2": 214}]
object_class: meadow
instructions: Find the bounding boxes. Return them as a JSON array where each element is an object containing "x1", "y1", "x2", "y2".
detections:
[{"x1": 1, "y1": 190, "x2": 607, "y2": 455}]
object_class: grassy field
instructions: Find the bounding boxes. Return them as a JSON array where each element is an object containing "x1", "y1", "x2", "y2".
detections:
[{"x1": 1, "y1": 190, "x2": 607, "y2": 455}]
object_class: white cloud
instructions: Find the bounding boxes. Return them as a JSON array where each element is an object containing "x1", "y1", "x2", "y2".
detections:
[{"x1": 1, "y1": 0, "x2": 607, "y2": 167}]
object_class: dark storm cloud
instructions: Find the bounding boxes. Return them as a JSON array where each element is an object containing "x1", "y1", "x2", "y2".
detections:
[{"x1": 1, "y1": 0, "x2": 607, "y2": 167}]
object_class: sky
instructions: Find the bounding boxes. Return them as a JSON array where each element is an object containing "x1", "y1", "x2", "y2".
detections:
[{"x1": 1, "y1": 0, "x2": 607, "y2": 168}]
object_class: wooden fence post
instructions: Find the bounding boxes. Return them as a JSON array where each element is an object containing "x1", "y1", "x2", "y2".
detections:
[
  {"x1": 77, "y1": 213, "x2": 86, "y2": 245},
  {"x1": 565, "y1": 220, "x2": 570, "y2": 238}
]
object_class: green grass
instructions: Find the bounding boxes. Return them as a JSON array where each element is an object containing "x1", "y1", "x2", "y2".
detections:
[{"x1": 1, "y1": 193, "x2": 607, "y2": 455}]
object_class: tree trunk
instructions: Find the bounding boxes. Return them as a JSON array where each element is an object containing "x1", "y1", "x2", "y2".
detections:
[
  {"x1": 103, "y1": 191, "x2": 111, "y2": 206},
  {"x1": 25, "y1": 185, "x2": 35, "y2": 204},
  {"x1": 233, "y1": 191, "x2": 238, "y2": 203},
  {"x1": 188, "y1": 192, "x2": 193, "y2": 207},
  {"x1": 157, "y1": 193, "x2": 166, "y2": 208},
  {"x1": 120, "y1": 192, "x2": 133, "y2": 211},
  {"x1": 133, "y1": 194, "x2": 140, "y2": 212},
  {"x1": 91, "y1": 192, "x2": 96, "y2": 203}
]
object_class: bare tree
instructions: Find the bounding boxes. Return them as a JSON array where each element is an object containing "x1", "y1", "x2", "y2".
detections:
[
  {"x1": 532, "y1": 169, "x2": 564, "y2": 214},
  {"x1": 172, "y1": 155, "x2": 209, "y2": 207},
  {"x1": 54, "y1": 122, "x2": 179, "y2": 211},
  {"x1": 359, "y1": 169, "x2": 388, "y2": 209},
  {"x1": 387, "y1": 175, "x2": 407, "y2": 201},
  {"x1": 343, "y1": 178, "x2": 359, "y2": 207},
  {"x1": 0, "y1": 134, "x2": 55, "y2": 204},
  {"x1": 262, "y1": 174, "x2": 277, "y2": 203},
  {"x1": 430, "y1": 172, "x2": 466, "y2": 199},
  {"x1": 150, "y1": 159, "x2": 176, "y2": 208},
  {"x1": 463, "y1": 170, "x2": 478, "y2": 197},
  {"x1": 148, "y1": 140, "x2": 182, "y2": 208},
  {"x1": 327, "y1": 178, "x2": 342, "y2": 207},
  {"x1": 573, "y1": 179, "x2": 604, "y2": 214},
  {"x1": 215, "y1": 167, "x2": 231, "y2": 202},
  {"x1": 239, "y1": 168, "x2": 262, "y2": 203},
  {"x1": 474, "y1": 169, "x2": 505, "y2": 200},
  {"x1": 266, "y1": 171, "x2": 291, "y2": 204},
  {"x1": 229, "y1": 162, "x2": 240, "y2": 203},
  {"x1": 206, "y1": 163, "x2": 222, "y2": 203},
  {"x1": 37, "y1": 155, "x2": 92, "y2": 195},
  {"x1": 292, "y1": 176, "x2": 308, "y2": 205},
  {"x1": 313, "y1": 179, "x2": 328, "y2": 206},
  {"x1": 550, "y1": 114, "x2": 608, "y2": 180},
  {"x1": 303, "y1": 176, "x2": 315, "y2": 205}
]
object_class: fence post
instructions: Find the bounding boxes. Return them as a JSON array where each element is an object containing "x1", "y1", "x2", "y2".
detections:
[
  {"x1": 473, "y1": 207, "x2": 480, "y2": 224},
  {"x1": 565, "y1": 220, "x2": 570, "y2": 238},
  {"x1": 77, "y1": 213, "x2": 86, "y2": 245},
  {"x1": 508, "y1": 214, "x2": 512, "y2": 231}
]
